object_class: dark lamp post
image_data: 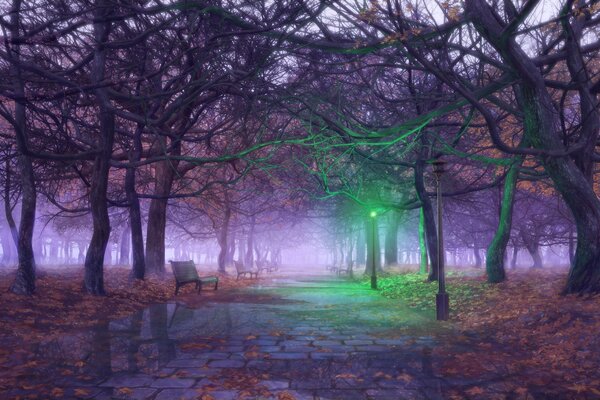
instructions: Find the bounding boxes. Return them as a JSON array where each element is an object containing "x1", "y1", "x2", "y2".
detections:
[
  {"x1": 370, "y1": 210, "x2": 377, "y2": 289},
  {"x1": 432, "y1": 159, "x2": 449, "y2": 321}
]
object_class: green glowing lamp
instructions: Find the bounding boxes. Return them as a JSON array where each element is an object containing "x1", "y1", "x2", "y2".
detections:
[{"x1": 370, "y1": 210, "x2": 377, "y2": 218}]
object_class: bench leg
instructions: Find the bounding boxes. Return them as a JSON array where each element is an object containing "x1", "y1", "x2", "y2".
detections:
[
  {"x1": 197, "y1": 281, "x2": 202, "y2": 293},
  {"x1": 214, "y1": 280, "x2": 219, "y2": 290},
  {"x1": 175, "y1": 284, "x2": 180, "y2": 296}
]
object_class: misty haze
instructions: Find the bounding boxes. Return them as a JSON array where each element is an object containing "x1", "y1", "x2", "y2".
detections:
[{"x1": 0, "y1": 0, "x2": 599, "y2": 399}]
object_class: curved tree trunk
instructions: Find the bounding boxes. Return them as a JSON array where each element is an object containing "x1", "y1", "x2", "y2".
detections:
[
  {"x1": 83, "y1": 0, "x2": 114, "y2": 295},
  {"x1": 419, "y1": 208, "x2": 428, "y2": 274},
  {"x1": 414, "y1": 159, "x2": 439, "y2": 281},
  {"x1": 8, "y1": 0, "x2": 37, "y2": 295},
  {"x1": 485, "y1": 158, "x2": 521, "y2": 282},
  {"x1": 466, "y1": 0, "x2": 600, "y2": 293}
]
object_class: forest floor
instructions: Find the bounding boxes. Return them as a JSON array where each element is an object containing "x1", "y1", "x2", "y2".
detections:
[
  {"x1": 0, "y1": 266, "x2": 257, "y2": 340},
  {"x1": 365, "y1": 267, "x2": 600, "y2": 399},
  {"x1": 0, "y1": 266, "x2": 258, "y2": 398}
]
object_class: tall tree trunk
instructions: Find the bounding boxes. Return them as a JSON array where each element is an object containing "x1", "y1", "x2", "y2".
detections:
[
  {"x1": 145, "y1": 157, "x2": 178, "y2": 275},
  {"x1": 364, "y1": 216, "x2": 381, "y2": 274},
  {"x1": 415, "y1": 159, "x2": 439, "y2": 281},
  {"x1": 119, "y1": 226, "x2": 130, "y2": 265},
  {"x1": 8, "y1": 0, "x2": 37, "y2": 295},
  {"x1": 356, "y1": 226, "x2": 365, "y2": 266},
  {"x1": 216, "y1": 200, "x2": 231, "y2": 274},
  {"x1": 485, "y1": 158, "x2": 521, "y2": 282},
  {"x1": 126, "y1": 128, "x2": 145, "y2": 279},
  {"x1": 568, "y1": 228, "x2": 575, "y2": 263},
  {"x1": 1, "y1": 229, "x2": 14, "y2": 266},
  {"x1": 466, "y1": 0, "x2": 600, "y2": 294},
  {"x1": 83, "y1": 0, "x2": 114, "y2": 295},
  {"x1": 4, "y1": 161, "x2": 19, "y2": 249},
  {"x1": 419, "y1": 208, "x2": 428, "y2": 274},
  {"x1": 384, "y1": 211, "x2": 399, "y2": 266},
  {"x1": 245, "y1": 216, "x2": 255, "y2": 268},
  {"x1": 511, "y1": 246, "x2": 518, "y2": 270},
  {"x1": 473, "y1": 247, "x2": 482, "y2": 268}
]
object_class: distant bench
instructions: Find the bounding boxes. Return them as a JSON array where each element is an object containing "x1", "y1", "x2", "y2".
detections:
[
  {"x1": 256, "y1": 259, "x2": 278, "y2": 274},
  {"x1": 234, "y1": 260, "x2": 258, "y2": 280},
  {"x1": 170, "y1": 260, "x2": 219, "y2": 295}
]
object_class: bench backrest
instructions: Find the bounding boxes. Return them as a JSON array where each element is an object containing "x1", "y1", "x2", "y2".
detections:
[{"x1": 170, "y1": 260, "x2": 199, "y2": 283}]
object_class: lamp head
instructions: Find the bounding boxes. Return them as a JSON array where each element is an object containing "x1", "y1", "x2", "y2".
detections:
[
  {"x1": 370, "y1": 210, "x2": 377, "y2": 218},
  {"x1": 431, "y1": 159, "x2": 446, "y2": 176}
]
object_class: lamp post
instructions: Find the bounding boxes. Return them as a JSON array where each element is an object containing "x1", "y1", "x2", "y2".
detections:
[
  {"x1": 432, "y1": 159, "x2": 449, "y2": 321},
  {"x1": 370, "y1": 210, "x2": 377, "y2": 289}
]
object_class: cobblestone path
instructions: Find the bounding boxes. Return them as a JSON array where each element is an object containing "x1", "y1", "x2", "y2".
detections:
[{"x1": 12, "y1": 276, "x2": 453, "y2": 400}]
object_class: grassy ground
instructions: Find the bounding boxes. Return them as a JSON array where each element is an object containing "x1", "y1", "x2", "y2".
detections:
[{"x1": 358, "y1": 267, "x2": 600, "y2": 398}]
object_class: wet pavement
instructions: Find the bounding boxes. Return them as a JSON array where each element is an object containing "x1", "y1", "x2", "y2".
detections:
[{"x1": 5, "y1": 275, "x2": 454, "y2": 399}]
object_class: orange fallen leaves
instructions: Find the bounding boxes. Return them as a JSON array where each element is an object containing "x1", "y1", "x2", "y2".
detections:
[
  {"x1": 432, "y1": 269, "x2": 600, "y2": 395},
  {"x1": 277, "y1": 391, "x2": 297, "y2": 400}
]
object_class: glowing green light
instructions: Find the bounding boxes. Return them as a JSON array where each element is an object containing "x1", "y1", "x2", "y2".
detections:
[{"x1": 370, "y1": 211, "x2": 377, "y2": 218}]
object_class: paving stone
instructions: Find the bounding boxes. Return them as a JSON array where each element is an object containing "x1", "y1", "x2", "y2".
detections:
[
  {"x1": 292, "y1": 379, "x2": 329, "y2": 390},
  {"x1": 313, "y1": 340, "x2": 342, "y2": 347},
  {"x1": 151, "y1": 377, "x2": 196, "y2": 388},
  {"x1": 248, "y1": 339, "x2": 278, "y2": 346},
  {"x1": 354, "y1": 345, "x2": 388, "y2": 352},
  {"x1": 167, "y1": 358, "x2": 207, "y2": 368},
  {"x1": 344, "y1": 340, "x2": 374, "y2": 346},
  {"x1": 366, "y1": 388, "x2": 424, "y2": 399},
  {"x1": 373, "y1": 339, "x2": 407, "y2": 346},
  {"x1": 258, "y1": 345, "x2": 282, "y2": 352},
  {"x1": 261, "y1": 380, "x2": 290, "y2": 390},
  {"x1": 110, "y1": 387, "x2": 158, "y2": 400},
  {"x1": 280, "y1": 340, "x2": 308, "y2": 347},
  {"x1": 351, "y1": 334, "x2": 375, "y2": 340},
  {"x1": 319, "y1": 345, "x2": 355, "y2": 352},
  {"x1": 208, "y1": 359, "x2": 245, "y2": 368},
  {"x1": 283, "y1": 345, "x2": 315, "y2": 352},
  {"x1": 292, "y1": 335, "x2": 318, "y2": 341},
  {"x1": 315, "y1": 389, "x2": 368, "y2": 399},
  {"x1": 216, "y1": 346, "x2": 245, "y2": 352},
  {"x1": 269, "y1": 352, "x2": 309, "y2": 360},
  {"x1": 171, "y1": 368, "x2": 219, "y2": 378},
  {"x1": 246, "y1": 360, "x2": 272, "y2": 370},
  {"x1": 154, "y1": 388, "x2": 202, "y2": 400},
  {"x1": 196, "y1": 352, "x2": 231, "y2": 360},
  {"x1": 99, "y1": 374, "x2": 155, "y2": 388},
  {"x1": 310, "y1": 352, "x2": 349, "y2": 360}
]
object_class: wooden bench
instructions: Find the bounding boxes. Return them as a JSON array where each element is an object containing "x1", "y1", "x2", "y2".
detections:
[
  {"x1": 234, "y1": 260, "x2": 258, "y2": 280},
  {"x1": 170, "y1": 260, "x2": 218, "y2": 295},
  {"x1": 256, "y1": 260, "x2": 278, "y2": 274},
  {"x1": 337, "y1": 261, "x2": 354, "y2": 276}
]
